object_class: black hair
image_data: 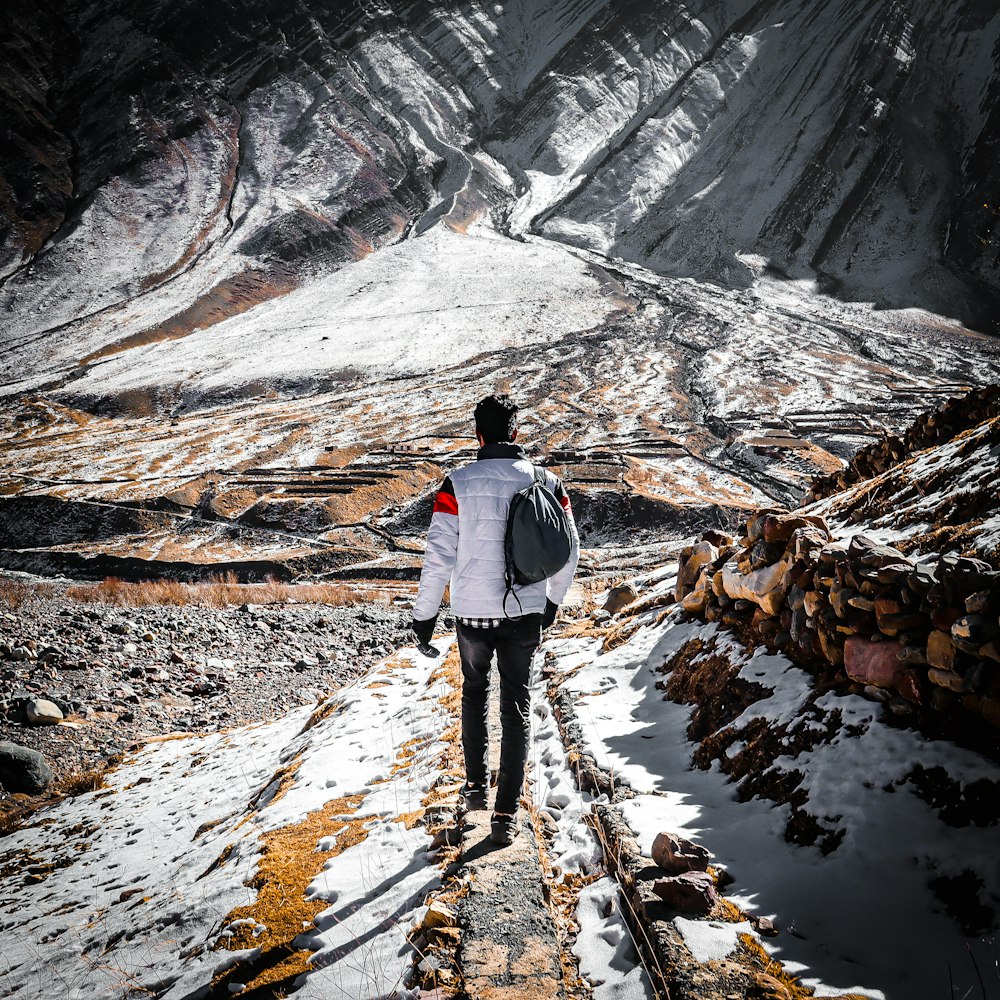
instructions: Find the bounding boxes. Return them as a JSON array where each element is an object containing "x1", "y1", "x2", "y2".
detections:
[{"x1": 474, "y1": 393, "x2": 519, "y2": 443}]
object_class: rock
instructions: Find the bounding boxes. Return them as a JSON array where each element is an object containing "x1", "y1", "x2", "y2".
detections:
[
  {"x1": 721, "y1": 554, "x2": 793, "y2": 616},
  {"x1": 680, "y1": 574, "x2": 712, "y2": 615},
  {"x1": 803, "y1": 591, "x2": 825, "y2": 618},
  {"x1": 952, "y1": 615, "x2": 999, "y2": 654},
  {"x1": 745, "y1": 509, "x2": 786, "y2": 543},
  {"x1": 652, "y1": 870, "x2": 718, "y2": 914},
  {"x1": 701, "y1": 529, "x2": 735, "y2": 548},
  {"x1": 604, "y1": 584, "x2": 639, "y2": 615},
  {"x1": 894, "y1": 667, "x2": 924, "y2": 705},
  {"x1": 877, "y1": 611, "x2": 929, "y2": 637},
  {"x1": 677, "y1": 541, "x2": 718, "y2": 600},
  {"x1": 421, "y1": 900, "x2": 457, "y2": 929},
  {"x1": 123, "y1": 641, "x2": 138, "y2": 654},
  {"x1": 965, "y1": 591, "x2": 991, "y2": 614},
  {"x1": 26, "y1": 698, "x2": 64, "y2": 725},
  {"x1": 843, "y1": 636, "x2": 902, "y2": 688},
  {"x1": 898, "y1": 645, "x2": 929, "y2": 666},
  {"x1": 927, "y1": 668, "x2": 967, "y2": 692},
  {"x1": 927, "y1": 630, "x2": 957, "y2": 670},
  {"x1": 651, "y1": 831, "x2": 711, "y2": 874},
  {"x1": 11, "y1": 646, "x2": 35, "y2": 662},
  {"x1": 0, "y1": 742, "x2": 52, "y2": 793},
  {"x1": 170, "y1": 649, "x2": 186, "y2": 664},
  {"x1": 762, "y1": 513, "x2": 830, "y2": 545}
]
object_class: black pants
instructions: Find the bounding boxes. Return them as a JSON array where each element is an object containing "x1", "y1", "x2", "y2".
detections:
[{"x1": 456, "y1": 614, "x2": 542, "y2": 815}]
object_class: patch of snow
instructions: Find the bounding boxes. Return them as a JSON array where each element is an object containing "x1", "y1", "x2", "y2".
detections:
[
  {"x1": 673, "y1": 916, "x2": 755, "y2": 963},
  {"x1": 0, "y1": 645, "x2": 455, "y2": 999},
  {"x1": 575, "y1": 878, "x2": 654, "y2": 1000},
  {"x1": 551, "y1": 607, "x2": 1000, "y2": 999}
]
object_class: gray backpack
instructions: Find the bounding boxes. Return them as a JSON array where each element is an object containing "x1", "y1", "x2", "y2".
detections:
[{"x1": 503, "y1": 466, "x2": 572, "y2": 614}]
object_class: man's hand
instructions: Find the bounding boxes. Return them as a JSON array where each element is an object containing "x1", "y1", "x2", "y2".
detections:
[
  {"x1": 412, "y1": 615, "x2": 438, "y2": 647},
  {"x1": 542, "y1": 600, "x2": 558, "y2": 629}
]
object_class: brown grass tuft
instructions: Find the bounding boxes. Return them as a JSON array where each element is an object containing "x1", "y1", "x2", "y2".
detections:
[
  {"x1": 0, "y1": 578, "x2": 56, "y2": 609},
  {"x1": 61, "y1": 574, "x2": 383, "y2": 608}
]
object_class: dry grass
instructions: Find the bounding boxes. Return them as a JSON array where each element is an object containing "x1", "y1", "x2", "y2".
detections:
[
  {"x1": 0, "y1": 758, "x2": 121, "y2": 838},
  {"x1": 60, "y1": 573, "x2": 388, "y2": 608},
  {"x1": 210, "y1": 793, "x2": 369, "y2": 998},
  {"x1": 0, "y1": 578, "x2": 56, "y2": 609}
]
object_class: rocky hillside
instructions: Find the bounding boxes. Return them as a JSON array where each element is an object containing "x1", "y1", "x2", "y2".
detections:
[
  {"x1": 676, "y1": 386, "x2": 1000, "y2": 733},
  {"x1": 2, "y1": 1, "x2": 1000, "y2": 582},
  {"x1": 4, "y1": 0, "x2": 1000, "y2": 329}
]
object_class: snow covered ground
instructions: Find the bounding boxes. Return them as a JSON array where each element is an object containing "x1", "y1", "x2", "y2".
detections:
[
  {"x1": 3, "y1": 583, "x2": 998, "y2": 998},
  {"x1": 0, "y1": 647, "x2": 455, "y2": 1000},
  {"x1": 24, "y1": 229, "x2": 622, "y2": 404},
  {"x1": 545, "y1": 579, "x2": 1000, "y2": 1000}
]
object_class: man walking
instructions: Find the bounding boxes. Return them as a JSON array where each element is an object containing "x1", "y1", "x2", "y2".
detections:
[{"x1": 411, "y1": 394, "x2": 579, "y2": 845}]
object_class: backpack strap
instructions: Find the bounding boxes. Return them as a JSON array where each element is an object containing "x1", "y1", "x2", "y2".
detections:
[{"x1": 502, "y1": 466, "x2": 543, "y2": 618}]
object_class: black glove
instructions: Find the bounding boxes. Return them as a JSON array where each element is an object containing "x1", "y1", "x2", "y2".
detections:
[
  {"x1": 542, "y1": 600, "x2": 558, "y2": 629},
  {"x1": 412, "y1": 615, "x2": 438, "y2": 646}
]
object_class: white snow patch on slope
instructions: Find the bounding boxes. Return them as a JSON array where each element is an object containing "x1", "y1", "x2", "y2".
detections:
[
  {"x1": 0, "y1": 645, "x2": 457, "y2": 1000},
  {"x1": 66, "y1": 228, "x2": 619, "y2": 400},
  {"x1": 673, "y1": 916, "x2": 755, "y2": 963},
  {"x1": 553, "y1": 609, "x2": 1000, "y2": 999}
]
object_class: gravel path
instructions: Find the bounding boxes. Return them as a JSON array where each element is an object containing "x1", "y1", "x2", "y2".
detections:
[{"x1": 0, "y1": 595, "x2": 413, "y2": 791}]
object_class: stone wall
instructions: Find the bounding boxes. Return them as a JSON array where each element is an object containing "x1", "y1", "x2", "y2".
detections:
[
  {"x1": 676, "y1": 511, "x2": 1000, "y2": 731},
  {"x1": 804, "y1": 386, "x2": 1000, "y2": 503}
]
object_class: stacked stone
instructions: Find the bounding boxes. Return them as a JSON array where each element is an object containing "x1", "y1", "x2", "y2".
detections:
[
  {"x1": 676, "y1": 512, "x2": 1000, "y2": 730},
  {"x1": 804, "y1": 386, "x2": 1000, "y2": 503}
]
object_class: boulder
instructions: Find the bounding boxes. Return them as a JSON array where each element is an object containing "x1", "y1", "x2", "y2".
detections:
[
  {"x1": 927, "y1": 668, "x2": 967, "y2": 693},
  {"x1": 817, "y1": 626, "x2": 845, "y2": 666},
  {"x1": 653, "y1": 871, "x2": 718, "y2": 915},
  {"x1": 680, "y1": 575, "x2": 712, "y2": 615},
  {"x1": 604, "y1": 584, "x2": 639, "y2": 615},
  {"x1": 27, "y1": 698, "x2": 64, "y2": 725},
  {"x1": 894, "y1": 668, "x2": 924, "y2": 705},
  {"x1": 746, "y1": 509, "x2": 787, "y2": 543},
  {"x1": 0, "y1": 742, "x2": 52, "y2": 794},
  {"x1": 701, "y1": 529, "x2": 735, "y2": 548},
  {"x1": 927, "y1": 630, "x2": 956, "y2": 670},
  {"x1": 803, "y1": 591, "x2": 825, "y2": 618},
  {"x1": 844, "y1": 636, "x2": 903, "y2": 688},
  {"x1": 877, "y1": 611, "x2": 929, "y2": 637},
  {"x1": 952, "y1": 615, "x2": 999, "y2": 654},
  {"x1": 651, "y1": 832, "x2": 711, "y2": 874},
  {"x1": 763, "y1": 513, "x2": 829, "y2": 544},
  {"x1": 677, "y1": 541, "x2": 717, "y2": 600},
  {"x1": 721, "y1": 554, "x2": 793, "y2": 616},
  {"x1": 829, "y1": 581, "x2": 856, "y2": 619}
]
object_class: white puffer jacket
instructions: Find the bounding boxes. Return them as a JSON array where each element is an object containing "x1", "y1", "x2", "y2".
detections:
[{"x1": 412, "y1": 442, "x2": 580, "y2": 621}]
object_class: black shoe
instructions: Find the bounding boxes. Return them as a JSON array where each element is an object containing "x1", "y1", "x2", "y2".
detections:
[
  {"x1": 460, "y1": 782, "x2": 487, "y2": 811},
  {"x1": 490, "y1": 812, "x2": 519, "y2": 846}
]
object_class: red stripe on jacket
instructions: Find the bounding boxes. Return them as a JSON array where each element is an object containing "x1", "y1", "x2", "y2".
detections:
[{"x1": 433, "y1": 490, "x2": 459, "y2": 515}]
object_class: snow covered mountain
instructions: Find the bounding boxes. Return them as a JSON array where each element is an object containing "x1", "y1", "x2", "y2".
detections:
[{"x1": 2, "y1": 1, "x2": 1000, "y2": 578}]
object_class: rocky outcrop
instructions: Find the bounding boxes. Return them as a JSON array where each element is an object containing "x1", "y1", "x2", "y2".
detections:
[
  {"x1": 804, "y1": 386, "x2": 1000, "y2": 503},
  {"x1": 677, "y1": 506, "x2": 1000, "y2": 731}
]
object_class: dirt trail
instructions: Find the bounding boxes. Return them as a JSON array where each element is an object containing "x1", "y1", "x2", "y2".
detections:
[{"x1": 452, "y1": 684, "x2": 565, "y2": 999}]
